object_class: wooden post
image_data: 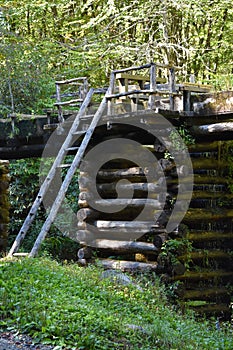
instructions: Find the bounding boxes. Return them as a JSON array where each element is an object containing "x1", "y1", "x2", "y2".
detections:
[
  {"x1": 183, "y1": 90, "x2": 191, "y2": 111},
  {"x1": 55, "y1": 83, "x2": 64, "y2": 123},
  {"x1": 148, "y1": 63, "x2": 156, "y2": 110},
  {"x1": 168, "y1": 67, "x2": 175, "y2": 110},
  {"x1": 107, "y1": 72, "x2": 115, "y2": 115}
]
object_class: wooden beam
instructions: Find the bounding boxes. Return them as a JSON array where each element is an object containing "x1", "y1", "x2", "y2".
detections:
[{"x1": 179, "y1": 83, "x2": 212, "y2": 93}]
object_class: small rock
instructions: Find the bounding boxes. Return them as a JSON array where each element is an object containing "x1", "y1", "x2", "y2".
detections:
[
  {"x1": 101, "y1": 269, "x2": 143, "y2": 291},
  {"x1": 126, "y1": 324, "x2": 148, "y2": 334}
]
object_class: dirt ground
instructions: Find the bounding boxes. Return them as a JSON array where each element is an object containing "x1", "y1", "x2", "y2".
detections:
[{"x1": 0, "y1": 331, "x2": 54, "y2": 350}]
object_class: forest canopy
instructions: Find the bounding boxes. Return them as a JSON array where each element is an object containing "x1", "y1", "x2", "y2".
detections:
[{"x1": 0, "y1": 0, "x2": 232, "y2": 116}]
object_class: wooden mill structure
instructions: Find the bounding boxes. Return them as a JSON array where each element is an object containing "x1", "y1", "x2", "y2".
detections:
[{"x1": 6, "y1": 63, "x2": 233, "y2": 319}]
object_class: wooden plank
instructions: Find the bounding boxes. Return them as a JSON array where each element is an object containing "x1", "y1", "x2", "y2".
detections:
[
  {"x1": 112, "y1": 62, "x2": 181, "y2": 75},
  {"x1": 106, "y1": 89, "x2": 180, "y2": 100},
  {"x1": 55, "y1": 77, "x2": 87, "y2": 85},
  {"x1": 115, "y1": 73, "x2": 166, "y2": 84},
  {"x1": 12, "y1": 253, "x2": 29, "y2": 257},
  {"x1": 54, "y1": 98, "x2": 83, "y2": 106},
  {"x1": 179, "y1": 83, "x2": 212, "y2": 92}
]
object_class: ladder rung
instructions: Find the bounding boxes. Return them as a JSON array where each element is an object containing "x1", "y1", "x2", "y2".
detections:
[
  {"x1": 72, "y1": 131, "x2": 86, "y2": 136},
  {"x1": 66, "y1": 147, "x2": 79, "y2": 152},
  {"x1": 12, "y1": 253, "x2": 29, "y2": 257},
  {"x1": 57, "y1": 164, "x2": 72, "y2": 169}
]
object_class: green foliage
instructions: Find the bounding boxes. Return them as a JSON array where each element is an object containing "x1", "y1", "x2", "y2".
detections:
[
  {"x1": 0, "y1": 0, "x2": 232, "y2": 119},
  {"x1": 219, "y1": 141, "x2": 233, "y2": 193},
  {"x1": 1, "y1": 257, "x2": 233, "y2": 349},
  {"x1": 9, "y1": 158, "x2": 41, "y2": 229},
  {"x1": 170, "y1": 126, "x2": 195, "y2": 153},
  {"x1": 0, "y1": 39, "x2": 55, "y2": 116},
  {"x1": 8, "y1": 158, "x2": 79, "y2": 258}
]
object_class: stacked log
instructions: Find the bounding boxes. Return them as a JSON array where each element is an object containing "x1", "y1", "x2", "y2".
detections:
[
  {"x1": 0, "y1": 160, "x2": 10, "y2": 253},
  {"x1": 77, "y1": 120, "x2": 174, "y2": 270},
  {"x1": 76, "y1": 109, "x2": 233, "y2": 319},
  {"x1": 170, "y1": 137, "x2": 233, "y2": 319}
]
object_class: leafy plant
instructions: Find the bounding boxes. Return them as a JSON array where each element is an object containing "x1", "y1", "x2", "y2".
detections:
[
  {"x1": 8, "y1": 158, "x2": 79, "y2": 259},
  {"x1": 0, "y1": 257, "x2": 233, "y2": 349}
]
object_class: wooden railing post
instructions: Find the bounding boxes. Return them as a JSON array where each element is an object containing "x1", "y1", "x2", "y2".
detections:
[
  {"x1": 169, "y1": 67, "x2": 175, "y2": 111},
  {"x1": 148, "y1": 63, "x2": 156, "y2": 109},
  {"x1": 107, "y1": 72, "x2": 115, "y2": 115},
  {"x1": 55, "y1": 83, "x2": 64, "y2": 123}
]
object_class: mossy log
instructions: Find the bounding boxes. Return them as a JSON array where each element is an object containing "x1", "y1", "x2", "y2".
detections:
[
  {"x1": 187, "y1": 231, "x2": 233, "y2": 242},
  {"x1": 172, "y1": 261, "x2": 186, "y2": 275},
  {"x1": 178, "y1": 250, "x2": 233, "y2": 262},
  {"x1": 77, "y1": 208, "x2": 100, "y2": 221},
  {"x1": 98, "y1": 258, "x2": 164, "y2": 272},
  {"x1": 180, "y1": 191, "x2": 233, "y2": 200},
  {"x1": 190, "y1": 122, "x2": 233, "y2": 135},
  {"x1": 166, "y1": 175, "x2": 230, "y2": 186},
  {"x1": 186, "y1": 303, "x2": 232, "y2": 319},
  {"x1": 78, "y1": 198, "x2": 163, "y2": 209},
  {"x1": 183, "y1": 288, "x2": 230, "y2": 302},
  {"x1": 173, "y1": 270, "x2": 233, "y2": 282},
  {"x1": 77, "y1": 221, "x2": 160, "y2": 236},
  {"x1": 88, "y1": 239, "x2": 159, "y2": 254},
  {"x1": 188, "y1": 141, "x2": 222, "y2": 152},
  {"x1": 80, "y1": 171, "x2": 150, "y2": 184},
  {"x1": 94, "y1": 182, "x2": 162, "y2": 197},
  {"x1": 76, "y1": 229, "x2": 144, "y2": 243},
  {"x1": 153, "y1": 233, "x2": 167, "y2": 249},
  {"x1": 191, "y1": 158, "x2": 229, "y2": 170},
  {"x1": 96, "y1": 167, "x2": 159, "y2": 179},
  {"x1": 182, "y1": 209, "x2": 233, "y2": 223},
  {"x1": 77, "y1": 247, "x2": 93, "y2": 259},
  {"x1": 78, "y1": 206, "x2": 161, "y2": 221}
]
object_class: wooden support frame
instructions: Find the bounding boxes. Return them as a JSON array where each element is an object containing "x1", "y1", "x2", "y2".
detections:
[
  {"x1": 179, "y1": 83, "x2": 213, "y2": 112},
  {"x1": 55, "y1": 77, "x2": 89, "y2": 121}
]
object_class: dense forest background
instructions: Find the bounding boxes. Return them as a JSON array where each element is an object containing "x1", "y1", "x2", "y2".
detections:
[{"x1": 0, "y1": 0, "x2": 232, "y2": 117}]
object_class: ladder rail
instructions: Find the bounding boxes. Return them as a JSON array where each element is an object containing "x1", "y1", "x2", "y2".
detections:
[
  {"x1": 29, "y1": 88, "x2": 110, "y2": 257},
  {"x1": 7, "y1": 88, "x2": 95, "y2": 258}
]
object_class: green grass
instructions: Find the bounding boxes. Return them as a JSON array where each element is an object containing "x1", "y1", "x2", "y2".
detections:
[{"x1": 0, "y1": 257, "x2": 232, "y2": 349}]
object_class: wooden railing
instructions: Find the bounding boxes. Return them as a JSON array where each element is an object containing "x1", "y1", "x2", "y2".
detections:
[
  {"x1": 106, "y1": 62, "x2": 212, "y2": 113},
  {"x1": 54, "y1": 77, "x2": 89, "y2": 122}
]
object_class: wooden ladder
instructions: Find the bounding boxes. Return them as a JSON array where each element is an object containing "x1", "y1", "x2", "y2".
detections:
[{"x1": 7, "y1": 86, "x2": 110, "y2": 258}]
